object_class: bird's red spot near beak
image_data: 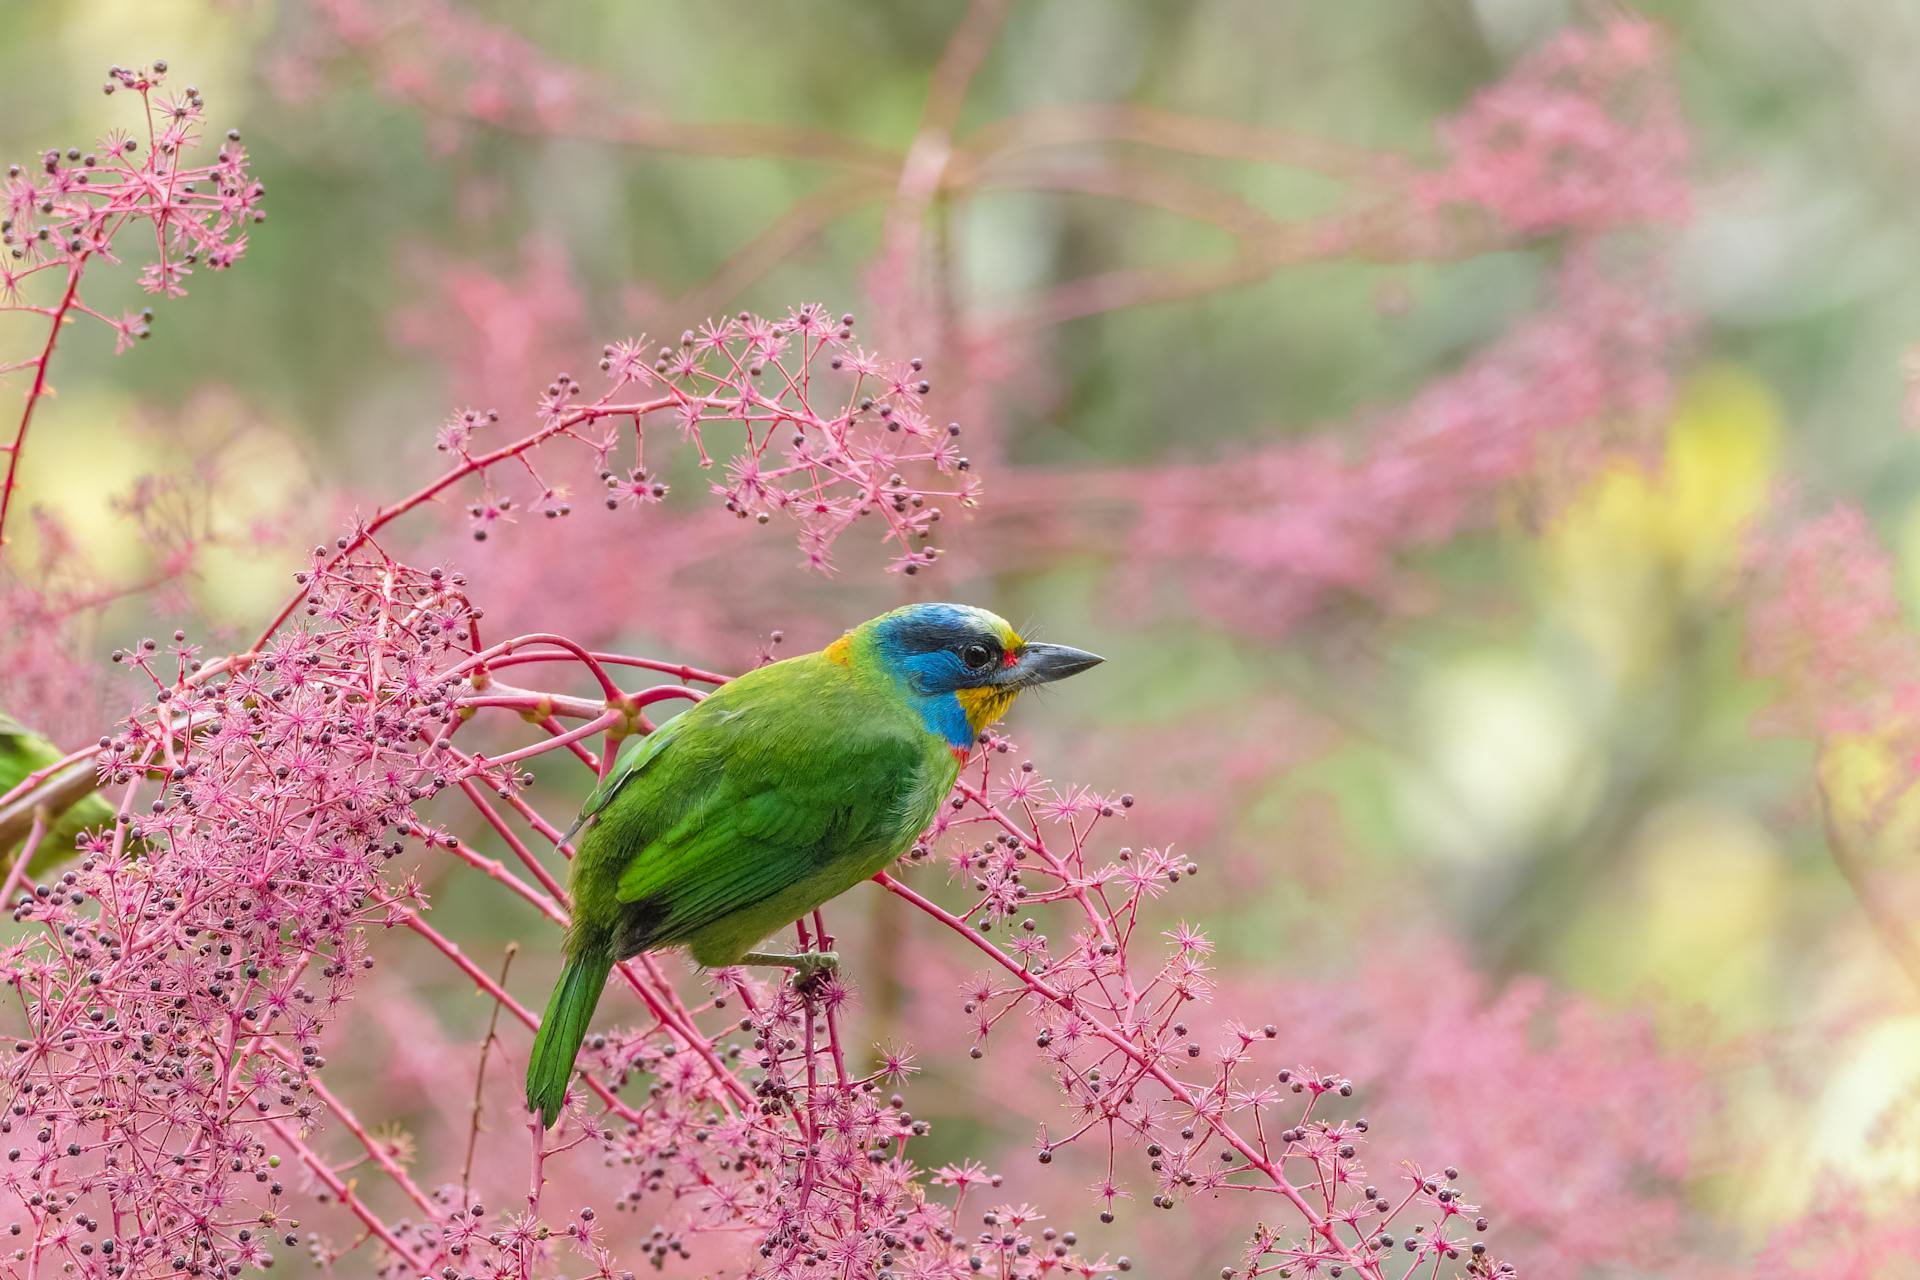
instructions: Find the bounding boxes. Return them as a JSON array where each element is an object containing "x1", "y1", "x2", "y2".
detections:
[{"x1": 1003, "y1": 649, "x2": 1020, "y2": 669}]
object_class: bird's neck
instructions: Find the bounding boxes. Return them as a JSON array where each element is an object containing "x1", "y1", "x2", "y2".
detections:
[{"x1": 912, "y1": 691, "x2": 975, "y2": 750}]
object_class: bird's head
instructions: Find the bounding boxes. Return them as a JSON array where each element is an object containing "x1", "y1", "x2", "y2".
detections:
[{"x1": 841, "y1": 603, "x2": 1104, "y2": 749}]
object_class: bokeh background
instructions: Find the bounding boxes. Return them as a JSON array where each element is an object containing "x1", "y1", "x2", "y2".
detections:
[{"x1": 6, "y1": 0, "x2": 1920, "y2": 1274}]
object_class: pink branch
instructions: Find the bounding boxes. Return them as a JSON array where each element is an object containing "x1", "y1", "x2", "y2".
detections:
[
  {"x1": 249, "y1": 392, "x2": 690, "y2": 648},
  {"x1": 874, "y1": 871, "x2": 1376, "y2": 1274},
  {"x1": 264, "y1": 1113, "x2": 433, "y2": 1274},
  {"x1": 0, "y1": 262, "x2": 85, "y2": 554}
]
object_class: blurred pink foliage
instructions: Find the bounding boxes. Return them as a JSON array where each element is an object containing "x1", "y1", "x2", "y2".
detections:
[
  {"x1": 1751, "y1": 1185, "x2": 1920, "y2": 1279},
  {"x1": 1743, "y1": 502, "x2": 1920, "y2": 993},
  {"x1": 1259, "y1": 950, "x2": 1708, "y2": 1272},
  {"x1": 1420, "y1": 18, "x2": 1689, "y2": 234},
  {"x1": 954, "y1": 14, "x2": 1694, "y2": 637},
  {"x1": 0, "y1": 621, "x2": 104, "y2": 751},
  {"x1": 1746, "y1": 504, "x2": 1920, "y2": 747},
  {"x1": 1129, "y1": 250, "x2": 1682, "y2": 634},
  {"x1": 392, "y1": 238, "x2": 589, "y2": 423},
  {"x1": 279, "y1": 0, "x2": 891, "y2": 169}
]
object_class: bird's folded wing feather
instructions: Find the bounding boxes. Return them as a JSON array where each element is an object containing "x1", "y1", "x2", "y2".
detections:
[
  {"x1": 610, "y1": 724, "x2": 924, "y2": 939},
  {"x1": 561, "y1": 713, "x2": 691, "y2": 846}
]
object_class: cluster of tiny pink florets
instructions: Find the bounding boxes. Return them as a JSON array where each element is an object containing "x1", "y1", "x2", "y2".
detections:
[
  {"x1": 0, "y1": 533, "x2": 1520, "y2": 1279},
  {"x1": 0, "y1": 537, "x2": 1127, "y2": 1279},
  {"x1": 1, "y1": 62, "x2": 263, "y2": 550},
  {"x1": 895, "y1": 736, "x2": 1510, "y2": 1279},
  {"x1": 0, "y1": 63, "x2": 261, "y2": 344},
  {"x1": 0, "y1": 553, "x2": 472, "y2": 1277},
  {"x1": 435, "y1": 303, "x2": 979, "y2": 575}
]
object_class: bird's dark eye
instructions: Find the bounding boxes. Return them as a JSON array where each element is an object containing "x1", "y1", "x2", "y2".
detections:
[{"x1": 961, "y1": 642, "x2": 993, "y2": 671}]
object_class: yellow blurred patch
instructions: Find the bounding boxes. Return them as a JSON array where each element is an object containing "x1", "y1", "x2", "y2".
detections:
[
  {"x1": 1815, "y1": 733, "x2": 1920, "y2": 877},
  {"x1": 56, "y1": 0, "x2": 263, "y2": 119},
  {"x1": 11, "y1": 389, "x2": 159, "y2": 578},
  {"x1": 1661, "y1": 366, "x2": 1781, "y2": 591},
  {"x1": 12, "y1": 386, "x2": 312, "y2": 620},
  {"x1": 1558, "y1": 801, "x2": 1784, "y2": 1020},
  {"x1": 1543, "y1": 366, "x2": 1782, "y2": 681},
  {"x1": 1742, "y1": 1015, "x2": 1920, "y2": 1220}
]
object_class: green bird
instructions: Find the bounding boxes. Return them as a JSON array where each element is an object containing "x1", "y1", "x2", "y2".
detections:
[
  {"x1": 1, "y1": 712, "x2": 118, "y2": 877},
  {"x1": 525, "y1": 603, "x2": 1103, "y2": 1126}
]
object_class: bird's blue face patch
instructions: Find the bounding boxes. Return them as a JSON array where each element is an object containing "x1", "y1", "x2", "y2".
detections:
[{"x1": 865, "y1": 604, "x2": 1022, "y2": 748}]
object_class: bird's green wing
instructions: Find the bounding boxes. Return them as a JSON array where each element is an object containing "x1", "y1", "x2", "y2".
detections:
[
  {"x1": 560, "y1": 713, "x2": 693, "y2": 846},
  {"x1": 609, "y1": 713, "x2": 929, "y2": 944},
  {"x1": 0, "y1": 711, "x2": 119, "y2": 870}
]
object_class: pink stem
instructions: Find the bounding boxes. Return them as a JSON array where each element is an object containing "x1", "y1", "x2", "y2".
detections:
[
  {"x1": 0, "y1": 809, "x2": 47, "y2": 907},
  {"x1": 0, "y1": 260, "x2": 86, "y2": 555},
  {"x1": 263, "y1": 1113, "x2": 433, "y2": 1274},
  {"x1": 460, "y1": 709, "x2": 622, "y2": 774},
  {"x1": 481, "y1": 649, "x2": 731, "y2": 685},
  {"x1": 249, "y1": 393, "x2": 696, "y2": 648},
  {"x1": 300, "y1": 1064, "x2": 441, "y2": 1219}
]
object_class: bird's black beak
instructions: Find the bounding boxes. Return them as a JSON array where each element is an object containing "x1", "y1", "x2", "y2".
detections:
[{"x1": 1010, "y1": 642, "x2": 1104, "y2": 687}]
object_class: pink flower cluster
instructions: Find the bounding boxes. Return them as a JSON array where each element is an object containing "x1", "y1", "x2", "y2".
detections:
[
  {"x1": 0, "y1": 527, "x2": 1524, "y2": 1279},
  {"x1": 427, "y1": 303, "x2": 978, "y2": 575},
  {"x1": 1, "y1": 552, "x2": 473, "y2": 1276},
  {"x1": 886, "y1": 739, "x2": 1515, "y2": 1279},
  {"x1": 1, "y1": 63, "x2": 262, "y2": 547}
]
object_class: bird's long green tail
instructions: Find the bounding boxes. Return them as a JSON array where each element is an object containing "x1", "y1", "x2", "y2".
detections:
[{"x1": 526, "y1": 947, "x2": 613, "y2": 1128}]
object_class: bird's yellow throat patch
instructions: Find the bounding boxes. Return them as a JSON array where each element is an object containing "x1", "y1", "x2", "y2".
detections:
[{"x1": 956, "y1": 684, "x2": 1019, "y2": 733}]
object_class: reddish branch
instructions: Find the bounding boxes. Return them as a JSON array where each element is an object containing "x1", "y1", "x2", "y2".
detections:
[{"x1": 0, "y1": 265, "x2": 85, "y2": 548}]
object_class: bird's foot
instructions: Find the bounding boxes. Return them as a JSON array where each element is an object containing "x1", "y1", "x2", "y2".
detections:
[
  {"x1": 790, "y1": 949, "x2": 840, "y2": 990},
  {"x1": 734, "y1": 948, "x2": 841, "y2": 993}
]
